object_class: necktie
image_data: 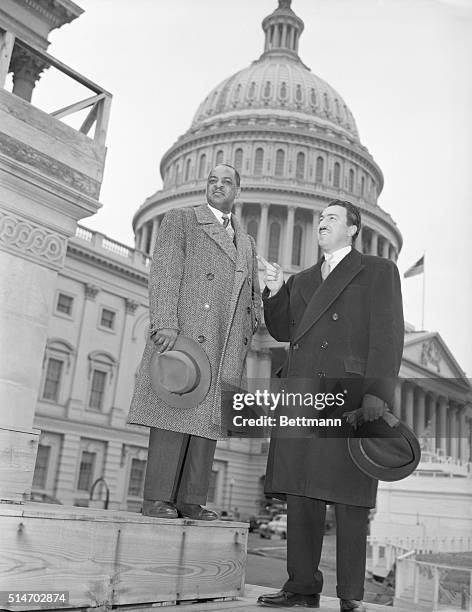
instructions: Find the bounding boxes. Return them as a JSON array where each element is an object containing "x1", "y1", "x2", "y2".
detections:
[
  {"x1": 321, "y1": 255, "x2": 332, "y2": 281},
  {"x1": 222, "y1": 214, "x2": 235, "y2": 244}
]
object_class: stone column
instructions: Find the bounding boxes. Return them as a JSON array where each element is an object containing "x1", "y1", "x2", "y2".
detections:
[
  {"x1": 234, "y1": 201, "x2": 242, "y2": 221},
  {"x1": 355, "y1": 227, "x2": 363, "y2": 253},
  {"x1": 141, "y1": 222, "x2": 151, "y2": 254},
  {"x1": 54, "y1": 432, "x2": 81, "y2": 506},
  {"x1": 257, "y1": 203, "x2": 269, "y2": 258},
  {"x1": 382, "y1": 239, "x2": 390, "y2": 259},
  {"x1": 393, "y1": 380, "x2": 402, "y2": 418},
  {"x1": 282, "y1": 24, "x2": 288, "y2": 47},
  {"x1": 283, "y1": 206, "x2": 295, "y2": 267},
  {"x1": 289, "y1": 27, "x2": 295, "y2": 50},
  {"x1": 9, "y1": 46, "x2": 49, "y2": 103},
  {"x1": 370, "y1": 231, "x2": 378, "y2": 256},
  {"x1": 404, "y1": 383, "x2": 414, "y2": 429},
  {"x1": 414, "y1": 387, "x2": 426, "y2": 437},
  {"x1": 309, "y1": 209, "x2": 319, "y2": 265},
  {"x1": 458, "y1": 406, "x2": 469, "y2": 461},
  {"x1": 437, "y1": 396, "x2": 448, "y2": 457},
  {"x1": 449, "y1": 404, "x2": 459, "y2": 459},
  {"x1": 426, "y1": 394, "x2": 437, "y2": 452},
  {"x1": 149, "y1": 218, "x2": 160, "y2": 256}
]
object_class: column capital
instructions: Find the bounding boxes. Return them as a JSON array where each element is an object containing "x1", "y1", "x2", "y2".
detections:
[
  {"x1": 125, "y1": 298, "x2": 139, "y2": 315},
  {"x1": 10, "y1": 45, "x2": 49, "y2": 102}
]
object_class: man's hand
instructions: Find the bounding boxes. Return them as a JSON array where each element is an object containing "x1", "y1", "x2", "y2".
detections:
[
  {"x1": 152, "y1": 328, "x2": 178, "y2": 352},
  {"x1": 257, "y1": 254, "x2": 284, "y2": 295},
  {"x1": 343, "y1": 394, "x2": 388, "y2": 429}
]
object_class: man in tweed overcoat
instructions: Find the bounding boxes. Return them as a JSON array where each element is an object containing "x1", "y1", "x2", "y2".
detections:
[{"x1": 128, "y1": 164, "x2": 261, "y2": 520}]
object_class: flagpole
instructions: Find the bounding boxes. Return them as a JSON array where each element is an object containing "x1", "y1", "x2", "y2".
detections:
[{"x1": 421, "y1": 251, "x2": 426, "y2": 330}]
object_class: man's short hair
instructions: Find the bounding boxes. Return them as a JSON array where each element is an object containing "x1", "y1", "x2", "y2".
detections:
[
  {"x1": 209, "y1": 163, "x2": 241, "y2": 187},
  {"x1": 327, "y1": 199, "x2": 361, "y2": 241}
]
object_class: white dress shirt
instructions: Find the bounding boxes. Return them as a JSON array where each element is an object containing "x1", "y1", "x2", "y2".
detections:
[
  {"x1": 322, "y1": 245, "x2": 352, "y2": 272},
  {"x1": 207, "y1": 203, "x2": 232, "y2": 225}
]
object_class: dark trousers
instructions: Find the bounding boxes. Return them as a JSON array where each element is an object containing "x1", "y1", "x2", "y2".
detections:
[
  {"x1": 143, "y1": 427, "x2": 216, "y2": 505},
  {"x1": 284, "y1": 495, "x2": 370, "y2": 600}
]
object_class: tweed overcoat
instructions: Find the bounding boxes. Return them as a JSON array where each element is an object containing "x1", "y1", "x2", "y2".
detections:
[
  {"x1": 263, "y1": 249, "x2": 404, "y2": 507},
  {"x1": 128, "y1": 204, "x2": 261, "y2": 440}
]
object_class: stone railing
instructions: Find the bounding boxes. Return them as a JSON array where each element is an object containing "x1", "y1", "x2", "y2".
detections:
[{"x1": 74, "y1": 225, "x2": 151, "y2": 268}]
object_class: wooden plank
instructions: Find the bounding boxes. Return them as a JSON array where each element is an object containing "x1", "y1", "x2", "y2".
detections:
[
  {"x1": 94, "y1": 95, "x2": 112, "y2": 147},
  {"x1": 0, "y1": 89, "x2": 106, "y2": 181},
  {"x1": 0, "y1": 507, "x2": 248, "y2": 611},
  {"x1": 0, "y1": 427, "x2": 39, "y2": 503},
  {"x1": 0, "y1": 30, "x2": 15, "y2": 88},
  {"x1": 50, "y1": 93, "x2": 106, "y2": 120}
]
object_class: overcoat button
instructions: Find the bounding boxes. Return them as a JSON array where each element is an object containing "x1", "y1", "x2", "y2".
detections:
[
  {"x1": 332, "y1": 313, "x2": 339, "y2": 321},
  {"x1": 204, "y1": 303, "x2": 211, "y2": 310},
  {"x1": 292, "y1": 343, "x2": 299, "y2": 350},
  {"x1": 290, "y1": 319, "x2": 295, "y2": 325},
  {"x1": 321, "y1": 340, "x2": 328, "y2": 349},
  {"x1": 197, "y1": 335, "x2": 205, "y2": 343},
  {"x1": 317, "y1": 371, "x2": 325, "y2": 378},
  {"x1": 247, "y1": 306, "x2": 251, "y2": 314},
  {"x1": 243, "y1": 337, "x2": 248, "y2": 345},
  {"x1": 206, "y1": 272, "x2": 214, "y2": 280}
]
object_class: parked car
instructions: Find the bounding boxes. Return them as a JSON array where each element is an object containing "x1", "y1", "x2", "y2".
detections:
[
  {"x1": 259, "y1": 513, "x2": 287, "y2": 539},
  {"x1": 248, "y1": 514, "x2": 271, "y2": 532}
]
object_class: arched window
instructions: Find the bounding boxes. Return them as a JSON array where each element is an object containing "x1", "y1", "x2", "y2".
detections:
[
  {"x1": 323, "y1": 93, "x2": 329, "y2": 111},
  {"x1": 349, "y1": 169, "x2": 354, "y2": 192},
  {"x1": 310, "y1": 88, "x2": 317, "y2": 106},
  {"x1": 292, "y1": 225, "x2": 303, "y2": 266},
  {"x1": 360, "y1": 176, "x2": 365, "y2": 197},
  {"x1": 216, "y1": 150, "x2": 224, "y2": 165},
  {"x1": 275, "y1": 149, "x2": 285, "y2": 176},
  {"x1": 296, "y1": 152, "x2": 305, "y2": 180},
  {"x1": 175, "y1": 164, "x2": 180, "y2": 185},
  {"x1": 247, "y1": 219, "x2": 258, "y2": 242},
  {"x1": 268, "y1": 221, "x2": 281, "y2": 262},
  {"x1": 315, "y1": 156, "x2": 324, "y2": 182},
  {"x1": 254, "y1": 147, "x2": 264, "y2": 175},
  {"x1": 333, "y1": 162, "x2": 341, "y2": 188},
  {"x1": 295, "y1": 84, "x2": 303, "y2": 102},
  {"x1": 280, "y1": 82, "x2": 288, "y2": 100},
  {"x1": 234, "y1": 148, "x2": 243, "y2": 172},
  {"x1": 185, "y1": 158, "x2": 191, "y2": 182},
  {"x1": 198, "y1": 154, "x2": 206, "y2": 179},
  {"x1": 263, "y1": 81, "x2": 272, "y2": 98},
  {"x1": 248, "y1": 81, "x2": 256, "y2": 99}
]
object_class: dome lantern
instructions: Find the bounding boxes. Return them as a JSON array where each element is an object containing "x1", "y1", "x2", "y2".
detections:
[{"x1": 261, "y1": 0, "x2": 305, "y2": 60}]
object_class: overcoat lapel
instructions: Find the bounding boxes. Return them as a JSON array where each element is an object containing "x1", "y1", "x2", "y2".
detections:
[
  {"x1": 195, "y1": 204, "x2": 236, "y2": 262},
  {"x1": 293, "y1": 249, "x2": 364, "y2": 342},
  {"x1": 299, "y1": 262, "x2": 323, "y2": 305}
]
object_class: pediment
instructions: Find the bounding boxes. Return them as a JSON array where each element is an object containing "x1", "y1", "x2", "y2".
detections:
[{"x1": 403, "y1": 332, "x2": 468, "y2": 383}]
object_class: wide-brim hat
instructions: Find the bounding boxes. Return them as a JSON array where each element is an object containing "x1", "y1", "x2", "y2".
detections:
[
  {"x1": 347, "y1": 411, "x2": 421, "y2": 481},
  {"x1": 149, "y1": 335, "x2": 211, "y2": 409}
]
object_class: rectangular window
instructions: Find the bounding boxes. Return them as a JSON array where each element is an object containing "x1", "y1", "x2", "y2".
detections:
[
  {"x1": 42, "y1": 358, "x2": 63, "y2": 401},
  {"x1": 207, "y1": 470, "x2": 218, "y2": 504},
  {"x1": 100, "y1": 308, "x2": 116, "y2": 330},
  {"x1": 77, "y1": 451, "x2": 96, "y2": 491},
  {"x1": 56, "y1": 293, "x2": 73, "y2": 315},
  {"x1": 127, "y1": 458, "x2": 146, "y2": 497},
  {"x1": 32, "y1": 444, "x2": 51, "y2": 489},
  {"x1": 89, "y1": 370, "x2": 107, "y2": 410}
]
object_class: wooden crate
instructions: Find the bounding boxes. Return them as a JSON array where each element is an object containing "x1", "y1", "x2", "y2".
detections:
[
  {"x1": 0, "y1": 502, "x2": 247, "y2": 610},
  {"x1": 0, "y1": 427, "x2": 39, "y2": 503}
]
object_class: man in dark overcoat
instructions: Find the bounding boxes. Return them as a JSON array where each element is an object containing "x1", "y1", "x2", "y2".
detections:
[
  {"x1": 128, "y1": 164, "x2": 260, "y2": 520},
  {"x1": 257, "y1": 200, "x2": 404, "y2": 611}
]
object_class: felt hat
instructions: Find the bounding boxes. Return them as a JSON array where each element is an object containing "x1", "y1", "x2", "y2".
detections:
[
  {"x1": 149, "y1": 335, "x2": 211, "y2": 409},
  {"x1": 347, "y1": 411, "x2": 421, "y2": 481}
]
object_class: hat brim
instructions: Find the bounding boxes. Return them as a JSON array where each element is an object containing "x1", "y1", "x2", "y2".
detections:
[
  {"x1": 150, "y1": 336, "x2": 211, "y2": 409},
  {"x1": 348, "y1": 413, "x2": 421, "y2": 482}
]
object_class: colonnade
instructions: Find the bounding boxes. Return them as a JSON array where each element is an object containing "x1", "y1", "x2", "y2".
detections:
[
  {"x1": 393, "y1": 380, "x2": 470, "y2": 462},
  {"x1": 135, "y1": 203, "x2": 399, "y2": 264}
]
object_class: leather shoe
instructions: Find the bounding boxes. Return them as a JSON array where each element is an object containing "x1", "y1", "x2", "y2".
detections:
[
  {"x1": 340, "y1": 600, "x2": 366, "y2": 612},
  {"x1": 257, "y1": 590, "x2": 320, "y2": 607},
  {"x1": 142, "y1": 499, "x2": 178, "y2": 518},
  {"x1": 177, "y1": 503, "x2": 219, "y2": 521}
]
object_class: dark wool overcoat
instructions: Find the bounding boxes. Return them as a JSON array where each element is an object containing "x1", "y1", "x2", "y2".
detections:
[
  {"x1": 128, "y1": 204, "x2": 261, "y2": 440},
  {"x1": 263, "y1": 249, "x2": 404, "y2": 507}
]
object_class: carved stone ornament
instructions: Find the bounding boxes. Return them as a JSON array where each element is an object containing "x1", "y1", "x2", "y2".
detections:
[
  {"x1": 84, "y1": 283, "x2": 100, "y2": 300},
  {"x1": 0, "y1": 209, "x2": 66, "y2": 268},
  {"x1": 420, "y1": 339, "x2": 442, "y2": 373},
  {"x1": 125, "y1": 298, "x2": 139, "y2": 315}
]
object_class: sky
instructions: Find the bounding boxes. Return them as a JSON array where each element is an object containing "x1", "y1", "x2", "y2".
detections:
[{"x1": 29, "y1": 0, "x2": 472, "y2": 376}]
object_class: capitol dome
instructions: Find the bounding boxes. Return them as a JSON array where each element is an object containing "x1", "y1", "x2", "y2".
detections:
[{"x1": 134, "y1": 0, "x2": 402, "y2": 273}]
